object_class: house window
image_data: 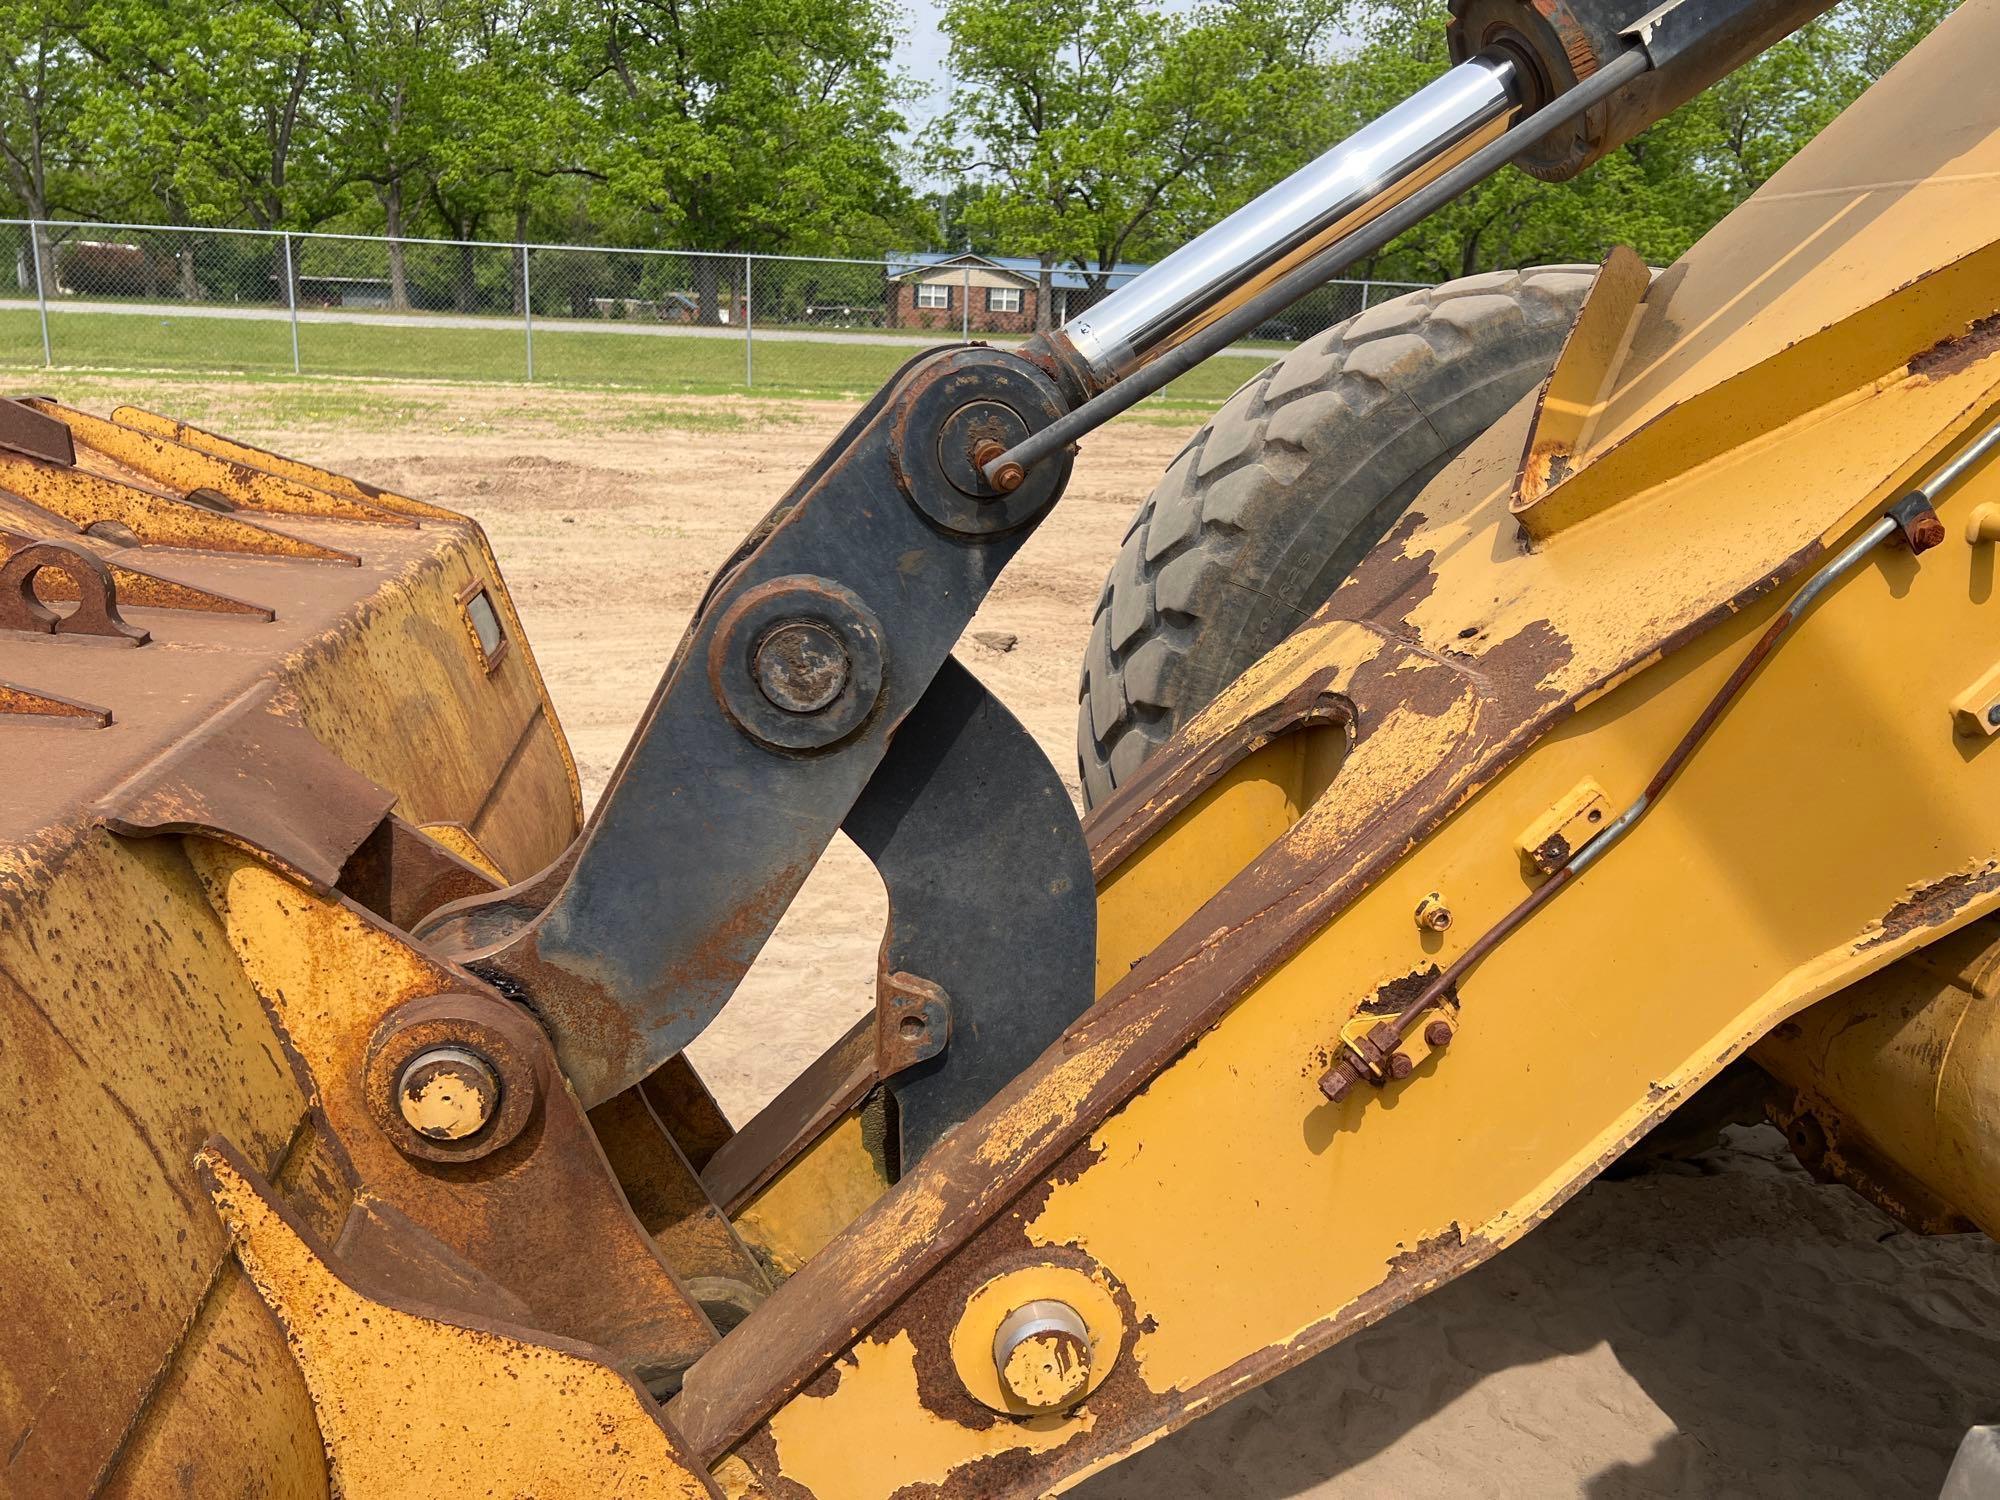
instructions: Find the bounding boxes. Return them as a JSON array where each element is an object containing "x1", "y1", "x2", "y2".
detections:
[
  {"x1": 986, "y1": 286, "x2": 1022, "y2": 314},
  {"x1": 915, "y1": 282, "x2": 950, "y2": 309}
]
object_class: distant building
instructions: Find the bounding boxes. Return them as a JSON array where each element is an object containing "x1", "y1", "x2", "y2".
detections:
[{"x1": 884, "y1": 252, "x2": 1150, "y2": 334}]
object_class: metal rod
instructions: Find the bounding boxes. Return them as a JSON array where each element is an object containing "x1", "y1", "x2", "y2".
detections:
[
  {"x1": 281, "y1": 232, "x2": 300, "y2": 375},
  {"x1": 29, "y1": 220, "x2": 50, "y2": 368},
  {"x1": 521, "y1": 246, "x2": 534, "y2": 382},
  {"x1": 1911, "y1": 415, "x2": 2000, "y2": 503},
  {"x1": 744, "y1": 254, "x2": 754, "y2": 387},
  {"x1": 1316, "y1": 427, "x2": 2000, "y2": 1103},
  {"x1": 986, "y1": 46, "x2": 1652, "y2": 490},
  {"x1": 962, "y1": 264, "x2": 971, "y2": 342},
  {"x1": 1061, "y1": 55, "x2": 1520, "y2": 388}
]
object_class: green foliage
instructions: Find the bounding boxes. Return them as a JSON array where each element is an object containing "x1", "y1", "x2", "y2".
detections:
[
  {"x1": 924, "y1": 0, "x2": 1349, "y2": 276},
  {"x1": 0, "y1": 0, "x2": 1961, "y2": 280},
  {"x1": 926, "y1": 0, "x2": 1956, "y2": 281},
  {"x1": 1322, "y1": 0, "x2": 1960, "y2": 280}
]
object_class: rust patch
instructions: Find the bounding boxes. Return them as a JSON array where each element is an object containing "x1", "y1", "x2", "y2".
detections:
[
  {"x1": 1384, "y1": 1223, "x2": 1466, "y2": 1282},
  {"x1": 1861, "y1": 863, "x2": 2000, "y2": 949},
  {"x1": 1357, "y1": 964, "x2": 1443, "y2": 1016},
  {"x1": 1910, "y1": 312, "x2": 2000, "y2": 379}
]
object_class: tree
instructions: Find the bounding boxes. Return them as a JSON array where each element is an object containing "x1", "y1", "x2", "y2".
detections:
[
  {"x1": 1318, "y1": 0, "x2": 1959, "y2": 282},
  {"x1": 82, "y1": 0, "x2": 345, "y2": 231},
  {"x1": 926, "y1": 0, "x2": 1347, "y2": 286},
  {"x1": 0, "y1": 0, "x2": 99, "y2": 293},
  {"x1": 325, "y1": 0, "x2": 458, "y2": 307},
  {"x1": 566, "y1": 0, "x2": 915, "y2": 319}
]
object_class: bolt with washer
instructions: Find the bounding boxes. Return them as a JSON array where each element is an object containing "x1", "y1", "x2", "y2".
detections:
[
  {"x1": 397, "y1": 1046, "x2": 500, "y2": 1141},
  {"x1": 753, "y1": 621, "x2": 851, "y2": 715},
  {"x1": 992, "y1": 1300, "x2": 1092, "y2": 1414}
]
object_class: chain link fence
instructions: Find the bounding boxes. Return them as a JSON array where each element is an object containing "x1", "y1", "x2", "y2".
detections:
[{"x1": 0, "y1": 220, "x2": 1426, "y2": 400}]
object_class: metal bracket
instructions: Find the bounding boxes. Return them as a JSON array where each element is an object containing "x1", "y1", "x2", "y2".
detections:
[
  {"x1": 846, "y1": 656, "x2": 1096, "y2": 1165},
  {"x1": 1516, "y1": 776, "x2": 1612, "y2": 876},
  {"x1": 433, "y1": 345, "x2": 1079, "y2": 1110}
]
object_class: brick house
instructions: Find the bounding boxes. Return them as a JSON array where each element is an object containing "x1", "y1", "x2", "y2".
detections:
[{"x1": 883, "y1": 252, "x2": 1150, "y2": 335}]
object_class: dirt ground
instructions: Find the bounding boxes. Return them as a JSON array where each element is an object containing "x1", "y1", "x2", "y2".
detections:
[{"x1": 141, "y1": 378, "x2": 2000, "y2": 1498}]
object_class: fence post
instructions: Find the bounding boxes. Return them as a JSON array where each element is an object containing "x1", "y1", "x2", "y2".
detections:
[
  {"x1": 28, "y1": 220, "x2": 50, "y2": 368},
  {"x1": 744, "y1": 254, "x2": 753, "y2": 388},
  {"x1": 1359, "y1": 279, "x2": 1373, "y2": 312},
  {"x1": 521, "y1": 244, "x2": 534, "y2": 382},
  {"x1": 281, "y1": 232, "x2": 301, "y2": 375},
  {"x1": 961, "y1": 264, "x2": 971, "y2": 342}
]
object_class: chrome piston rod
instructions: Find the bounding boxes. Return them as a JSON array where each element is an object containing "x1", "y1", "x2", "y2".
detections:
[
  {"x1": 984, "y1": 45, "x2": 1651, "y2": 492},
  {"x1": 1060, "y1": 55, "x2": 1521, "y2": 389}
]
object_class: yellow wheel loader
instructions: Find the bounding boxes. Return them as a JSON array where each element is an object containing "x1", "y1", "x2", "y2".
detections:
[{"x1": 8, "y1": 0, "x2": 2000, "y2": 1493}]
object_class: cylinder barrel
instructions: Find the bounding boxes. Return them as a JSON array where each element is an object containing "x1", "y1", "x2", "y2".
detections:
[{"x1": 1755, "y1": 918, "x2": 2000, "y2": 1237}]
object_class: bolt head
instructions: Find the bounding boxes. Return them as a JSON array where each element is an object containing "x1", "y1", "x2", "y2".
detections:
[
  {"x1": 1986, "y1": 703, "x2": 2000, "y2": 728},
  {"x1": 753, "y1": 620, "x2": 851, "y2": 715},
  {"x1": 1424, "y1": 1020, "x2": 1454, "y2": 1049},
  {"x1": 1388, "y1": 1052, "x2": 1415, "y2": 1080},
  {"x1": 397, "y1": 1046, "x2": 500, "y2": 1141}
]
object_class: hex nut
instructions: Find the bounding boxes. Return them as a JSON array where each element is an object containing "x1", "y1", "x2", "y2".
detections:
[{"x1": 1414, "y1": 893, "x2": 1453, "y2": 933}]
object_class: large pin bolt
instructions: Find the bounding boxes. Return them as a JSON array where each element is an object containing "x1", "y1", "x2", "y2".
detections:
[
  {"x1": 992, "y1": 1300, "x2": 1092, "y2": 1414},
  {"x1": 397, "y1": 1046, "x2": 500, "y2": 1141},
  {"x1": 753, "y1": 621, "x2": 851, "y2": 715}
]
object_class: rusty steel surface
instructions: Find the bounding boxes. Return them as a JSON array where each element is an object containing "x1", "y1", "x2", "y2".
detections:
[
  {"x1": 97, "y1": 680, "x2": 397, "y2": 891},
  {"x1": 443, "y1": 346, "x2": 1080, "y2": 1112},
  {"x1": 589, "y1": 1087, "x2": 775, "y2": 1321},
  {"x1": 0, "y1": 392, "x2": 75, "y2": 465},
  {"x1": 0, "y1": 537, "x2": 150, "y2": 644},
  {"x1": 197, "y1": 1138, "x2": 722, "y2": 1499},
  {"x1": 14, "y1": 4, "x2": 2000, "y2": 1492},
  {"x1": 336, "y1": 813, "x2": 505, "y2": 933},
  {"x1": 665, "y1": 15, "x2": 2000, "y2": 1491},
  {"x1": 0, "y1": 401, "x2": 583, "y2": 1493},
  {"x1": 191, "y1": 844, "x2": 719, "y2": 1387},
  {"x1": 0, "y1": 524, "x2": 276, "y2": 619}
]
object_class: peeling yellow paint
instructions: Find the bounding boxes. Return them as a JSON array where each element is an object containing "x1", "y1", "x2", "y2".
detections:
[{"x1": 767, "y1": 1331, "x2": 1089, "y2": 1500}]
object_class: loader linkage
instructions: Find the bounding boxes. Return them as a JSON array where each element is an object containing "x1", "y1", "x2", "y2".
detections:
[{"x1": 9, "y1": 1, "x2": 2000, "y2": 1496}]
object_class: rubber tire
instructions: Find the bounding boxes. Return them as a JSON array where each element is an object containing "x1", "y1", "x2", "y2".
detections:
[{"x1": 1078, "y1": 266, "x2": 1598, "y2": 809}]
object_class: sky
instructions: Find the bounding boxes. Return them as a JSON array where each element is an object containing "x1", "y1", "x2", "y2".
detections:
[{"x1": 896, "y1": 0, "x2": 957, "y2": 117}]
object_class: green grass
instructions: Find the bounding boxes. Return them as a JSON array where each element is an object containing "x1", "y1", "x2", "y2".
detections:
[{"x1": 0, "y1": 306, "x2": 1255, "y2": 411}]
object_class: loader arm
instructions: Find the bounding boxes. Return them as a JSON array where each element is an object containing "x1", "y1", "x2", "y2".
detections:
[{"x1": 4, "y1": 1, "x2": 1996, "y2": 1496}]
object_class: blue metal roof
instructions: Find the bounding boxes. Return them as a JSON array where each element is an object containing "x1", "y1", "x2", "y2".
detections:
[{"x1": 885, "y1": 251, "x2": 1151, "y2": 290}]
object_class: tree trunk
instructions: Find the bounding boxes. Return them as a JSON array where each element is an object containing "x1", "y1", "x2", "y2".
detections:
[
  {"x1": 178, "y1": 236, "x2": 200, "y2": 301},
  {"x1": 384, "y1": 183, "x2": 411, "y2": 312},
  {"x1": 693, "y1": 257, "x2": 722, "y2": 325},
  {"x1": 1036, "y1": 252, "x2": 1054, "y2": 333},
  {"x1": 455, "y1": 237, "x2": 477, "y2": 314}
]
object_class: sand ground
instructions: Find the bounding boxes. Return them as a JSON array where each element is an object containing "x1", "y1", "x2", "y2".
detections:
[{"x1": 109, "y1": 376, "x2": 2000, "y2": 1498}]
